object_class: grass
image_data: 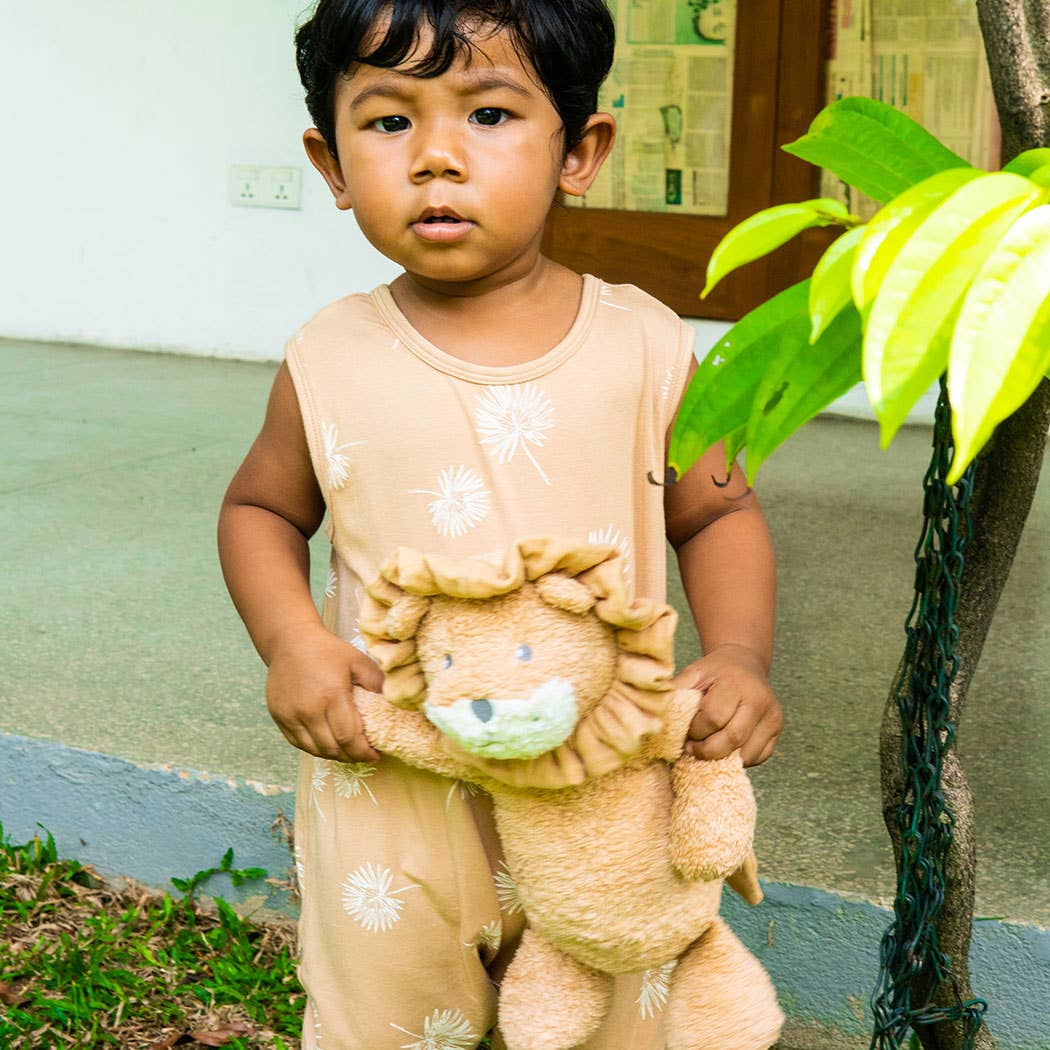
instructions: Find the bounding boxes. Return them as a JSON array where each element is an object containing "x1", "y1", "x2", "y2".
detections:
[
  {"x1": 0, "y1": 824, "x2": 304, "y2": 1049},
  {"x1": 1, "y1": 825, "x2": 496, "y2": 1050}
]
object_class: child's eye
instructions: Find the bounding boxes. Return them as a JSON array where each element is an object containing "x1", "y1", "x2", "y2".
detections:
[
  {"x1": 372, "y1": 115, "x2": 410, "y2": 134},
  {"x1": 471, "y1": 107, "x2": 508, "y2": 127},
  {"x1": 515, "y1": 644, "x2": 532, "y2": 662}
]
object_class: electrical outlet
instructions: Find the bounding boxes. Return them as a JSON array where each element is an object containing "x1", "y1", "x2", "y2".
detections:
[
  {"x1": 230, "y1": 165, "x2": 262, "y2": 205},
  {"x1": 230, "y1": 165, "x2": 301, "y2": 210},
  {"x1": 261, "y1": 166, "x2": 301, "y2": 209}
]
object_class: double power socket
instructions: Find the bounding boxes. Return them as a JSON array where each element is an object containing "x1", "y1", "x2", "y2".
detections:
[{"x1": 229, "y1": 165, "x2": 302, "y2": 210}]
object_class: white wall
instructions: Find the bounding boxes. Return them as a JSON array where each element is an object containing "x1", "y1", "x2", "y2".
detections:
[
  {"x1": 0, "y1": 3, "x2": 932, "y2": 420},
  {"x1": 2, "y1": 1, "x2": 400, "y2": 360}
]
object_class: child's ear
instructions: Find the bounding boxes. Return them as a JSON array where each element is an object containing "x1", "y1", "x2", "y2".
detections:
[
  {"x1": 558, "y1": 113, "x2": 616, "y2": 198},
  {"x1": 303, "y1": 127, "x2": 354, "y2": 211}
]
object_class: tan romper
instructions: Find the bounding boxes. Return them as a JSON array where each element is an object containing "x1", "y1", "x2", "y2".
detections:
[{"x1": 286, "y1": 272, "x2": 695, "y2": 1050}]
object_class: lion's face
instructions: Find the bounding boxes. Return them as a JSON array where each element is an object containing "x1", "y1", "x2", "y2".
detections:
[
  {"x1": 415, "y1": 582, "x2": 618, "y2": 760},
  {"x1": 360, "y1": 538, "x2": 677, "y2": 783}
]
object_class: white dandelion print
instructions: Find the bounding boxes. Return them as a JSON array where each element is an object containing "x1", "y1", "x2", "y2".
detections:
[
  {"x1": 322, "y1": 421, "x2": 365, "y2": 492},
  {"x1": 294, "y1": 843, "x2": 306, "y2": 890},
  {"x1": 410, "y1": 465, "x2": 492, "y2": 538},
  {"x1": 310, "y1": 759, "x2": 329, "y2": 822},
  {"x1": 588, "y1": 525, "x2": 633, "y2": 587},
  {"x1": 324, "y1": 566, "x2": 337, "y2": 599},
  {"x1": 444, "y1": 779, "x2": 480, "y2": 812},
  {"x1": 469, "y1": 919, "x2": 502, "y2": 957},
  {"x1": 660, "y1": 366, "x2": 675, "y2": 402},
  {"x1": 494, "y1": 863, "x2": 524, "y2": 916},
  {"x1": 310, "y1": 1000, "x2": 324, "y2": 1049},
  {"x1": 390, "y1": 1007, "x2": 477, "y2": 1050},
  {"x1": 342, "y1": 863, "x2": 419, "y2": 933},
  {"x1": 636, "y1": 959, "x2": 677, "y2": 1019},
  {"x1": 350, "y1": 585, "x2": 369, "y2": 653},
  {"x1": 475, "y1": 384, "x2": 555, "y2": 485},
  {"x1": 332, "y1": 761, "x2": 378, "y2": 804},
  {"x1": 599, "y1": 281, "x2": 632, "y2": 311}
]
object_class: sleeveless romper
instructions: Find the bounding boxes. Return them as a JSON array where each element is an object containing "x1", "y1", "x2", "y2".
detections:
[{"x1": 286, "y1": 272, "x2": 695, "y2": 1050}]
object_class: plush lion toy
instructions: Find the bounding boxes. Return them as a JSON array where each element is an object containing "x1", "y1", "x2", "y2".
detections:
[{"x1": 354, "y1": 537, "x2": 784, "y2": 1050}]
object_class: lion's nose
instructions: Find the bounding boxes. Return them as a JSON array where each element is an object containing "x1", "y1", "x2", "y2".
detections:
[{"x1": 471, "y1": 699, "x2": 494, "y2": 723}]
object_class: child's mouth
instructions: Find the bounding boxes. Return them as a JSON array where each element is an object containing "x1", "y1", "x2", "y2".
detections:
[{"x1": 412, "y1": 216, "x2": 476, "y2": 242}]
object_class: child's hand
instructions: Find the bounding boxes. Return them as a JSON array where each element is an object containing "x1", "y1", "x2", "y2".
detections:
[
  {"x1": 673, "y1": 644, "x2": 783, "y2": 767},
  {"x1": 265, "y1": 623, "x2": 384, "y2": 763}
]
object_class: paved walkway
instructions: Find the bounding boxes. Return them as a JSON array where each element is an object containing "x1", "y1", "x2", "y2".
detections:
[{"x1": 3, "y1": 338, "x2": 1048, "y2": 928}]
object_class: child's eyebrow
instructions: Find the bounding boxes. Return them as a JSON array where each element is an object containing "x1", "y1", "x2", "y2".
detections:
[{"x1": 349, "y1": 73, "x2": 533, "y2": 112}]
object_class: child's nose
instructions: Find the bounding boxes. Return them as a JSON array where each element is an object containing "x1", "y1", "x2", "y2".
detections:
[{"x1": 411, "y1": 124, "x2": 466, "y2": 182}]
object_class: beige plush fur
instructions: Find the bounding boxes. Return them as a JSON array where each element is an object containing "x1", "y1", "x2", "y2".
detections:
[{"x1": 355, "y1": 537, "x2": 784, "y2": 1050}]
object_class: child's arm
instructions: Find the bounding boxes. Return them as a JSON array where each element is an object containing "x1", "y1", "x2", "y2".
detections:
[
  {"x1": 217, "y1": 363, "x2": 383, "y2": 762},
  {"x1": 664, "y1": 360, "x2": 782, "y2": 767}
]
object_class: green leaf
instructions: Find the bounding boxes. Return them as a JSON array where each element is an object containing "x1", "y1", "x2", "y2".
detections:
[
  {"x1": 782, "y1": 96, "x2": 971, "y2": 203},
  {"x1": 746, "y1": 305, "x2": 863, "y2": 480},
  {"x1": 947, "y1": 205, "x2": 1050, "y2": 482},
  {"x1": 1002, "y1": 148, "x2": 1050, "y2": 177},
  {"x1": 230, "y1": 866, "x2": 268, "y2": 887},
  {"x1": 215, "y1": 897, "x2": 243, "y2": 929},
  {"x1": 1027, "y1": 164, "x2": 1050, "y2": 188},
  {"x1": 863, "y1": 171, "x2": 1042, "y2": 445},
  {"x1": 851, "y1": 167, "x2": 983, "y2": 314},
  {"x1": 702, "y1": 199, "x2": 853, "y2": 298},
  {"x1": 668, "y1": 281, "x2": 811, "y2": 476},
  {"x1": 721, "y1": 424, "x2": 748, "y2": 476},
  {"x1": 809, "y1": 225, "x2": 865, "y2": 340}
]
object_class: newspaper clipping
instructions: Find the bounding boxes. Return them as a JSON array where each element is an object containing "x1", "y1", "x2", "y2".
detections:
[
  {"x1": 824, "y1": 0, "x2": 1001, "y2": 216},
  {"x1": 565, "y1": 0, "x2": 737, "y2": 216}
]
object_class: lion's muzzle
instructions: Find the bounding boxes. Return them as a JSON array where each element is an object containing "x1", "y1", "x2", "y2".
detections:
[{"x1": 423, "y1": 678, "x2": 579, "y2": 759}]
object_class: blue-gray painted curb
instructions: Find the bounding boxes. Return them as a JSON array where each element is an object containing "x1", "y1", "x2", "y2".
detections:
[
  {"x1": 723, "y1": 886, "x2": 1050, "y2": 1047},
  {"x1": 0, "y1": 732, "x2": 296, "y2": 911},
  {"x1": 2, "y1": 732, "x2": 1048, "y2": 1046}
]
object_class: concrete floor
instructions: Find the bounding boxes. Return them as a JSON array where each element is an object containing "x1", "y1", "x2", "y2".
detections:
[{"x1": 2, "y1": 337, "x2": 1048, "y2": 930}]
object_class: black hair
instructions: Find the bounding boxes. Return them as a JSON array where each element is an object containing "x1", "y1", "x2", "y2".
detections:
[{"x1": 295, "y1": 0, "x2": 615, "y2": 161}]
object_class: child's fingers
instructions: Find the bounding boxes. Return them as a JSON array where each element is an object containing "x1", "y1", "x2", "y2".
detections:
[
  {"x1": 271, "y1": 697, "x2": 377, "y2": 763},
  {"x1": 324, "y1": 696, "x2": 380, "y2": 762},
  {"x1": 745, "y1": 731, "x2": 780, "y2": 769},
  {"x1": 687, "y1": 685, "x2": 740, "y2": 743},
  {"x1": 688, "y1": 694, "x2": 782, "y2": 763},
  {"x1": 281, "y1": 714, "x2": 340, "y2": 761},
  {"x1": 739, "y1": 710, "x2": 783, "y2": 767},
  {"x1": 686, "y1": 709, "x2": 751, "y2": 760},
  {"x1": 687, "y1": 681, "x2": 763, "y2": 757},
  {"x1": 350, "y1": 651, "x2": 385, "y2": 693}
]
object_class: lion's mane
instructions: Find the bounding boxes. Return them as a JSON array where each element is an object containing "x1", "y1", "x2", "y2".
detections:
[{"x1": 357, "y1": 537, "x2": 680, "y2": 789}]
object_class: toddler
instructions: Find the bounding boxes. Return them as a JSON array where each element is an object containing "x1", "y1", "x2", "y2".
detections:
[{"x1": 218, "y1": 1, "x2": 783, "y2": 1047}]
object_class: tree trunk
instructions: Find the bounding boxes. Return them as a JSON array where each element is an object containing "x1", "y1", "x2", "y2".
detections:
[
  {"x1": 879, "y1": 6, "x2": 1050, "y2": 1047},
  {"x1": 975, "y1": 0, "x2": 1050, "y2": 162},
  {"x1": 880, "y1": 383, "x2": 1050, "y2": 1050}
]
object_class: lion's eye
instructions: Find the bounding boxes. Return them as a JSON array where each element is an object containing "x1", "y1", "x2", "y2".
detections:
[
  {"x1": 515, "y1": 644, "x2": 532, "y2": 662},
  {"x1": 441, "y1": 653, "x2": 453, "y2": 670}
]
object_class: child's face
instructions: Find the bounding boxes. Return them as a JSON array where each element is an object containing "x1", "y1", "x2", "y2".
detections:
[{"x1": 305, "y1": 19, "x2": 606, "y2": 289}]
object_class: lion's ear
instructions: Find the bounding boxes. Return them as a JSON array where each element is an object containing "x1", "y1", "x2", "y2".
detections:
[{"x1": 536, "y1": 573, "x2": 597, "y2": 615}]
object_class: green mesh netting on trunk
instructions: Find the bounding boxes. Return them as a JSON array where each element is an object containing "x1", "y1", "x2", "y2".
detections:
[{"x1": 869, "y1": 377, "x2": 988, "y2": 1050}]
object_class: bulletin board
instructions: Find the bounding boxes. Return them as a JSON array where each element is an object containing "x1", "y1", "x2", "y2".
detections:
[
  {"x1": 822, "y1": 0, "x2": 1000, "y2": 218},
  {"x1": 543, "y1": 0, "x2": 833, "y2": 320}
]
